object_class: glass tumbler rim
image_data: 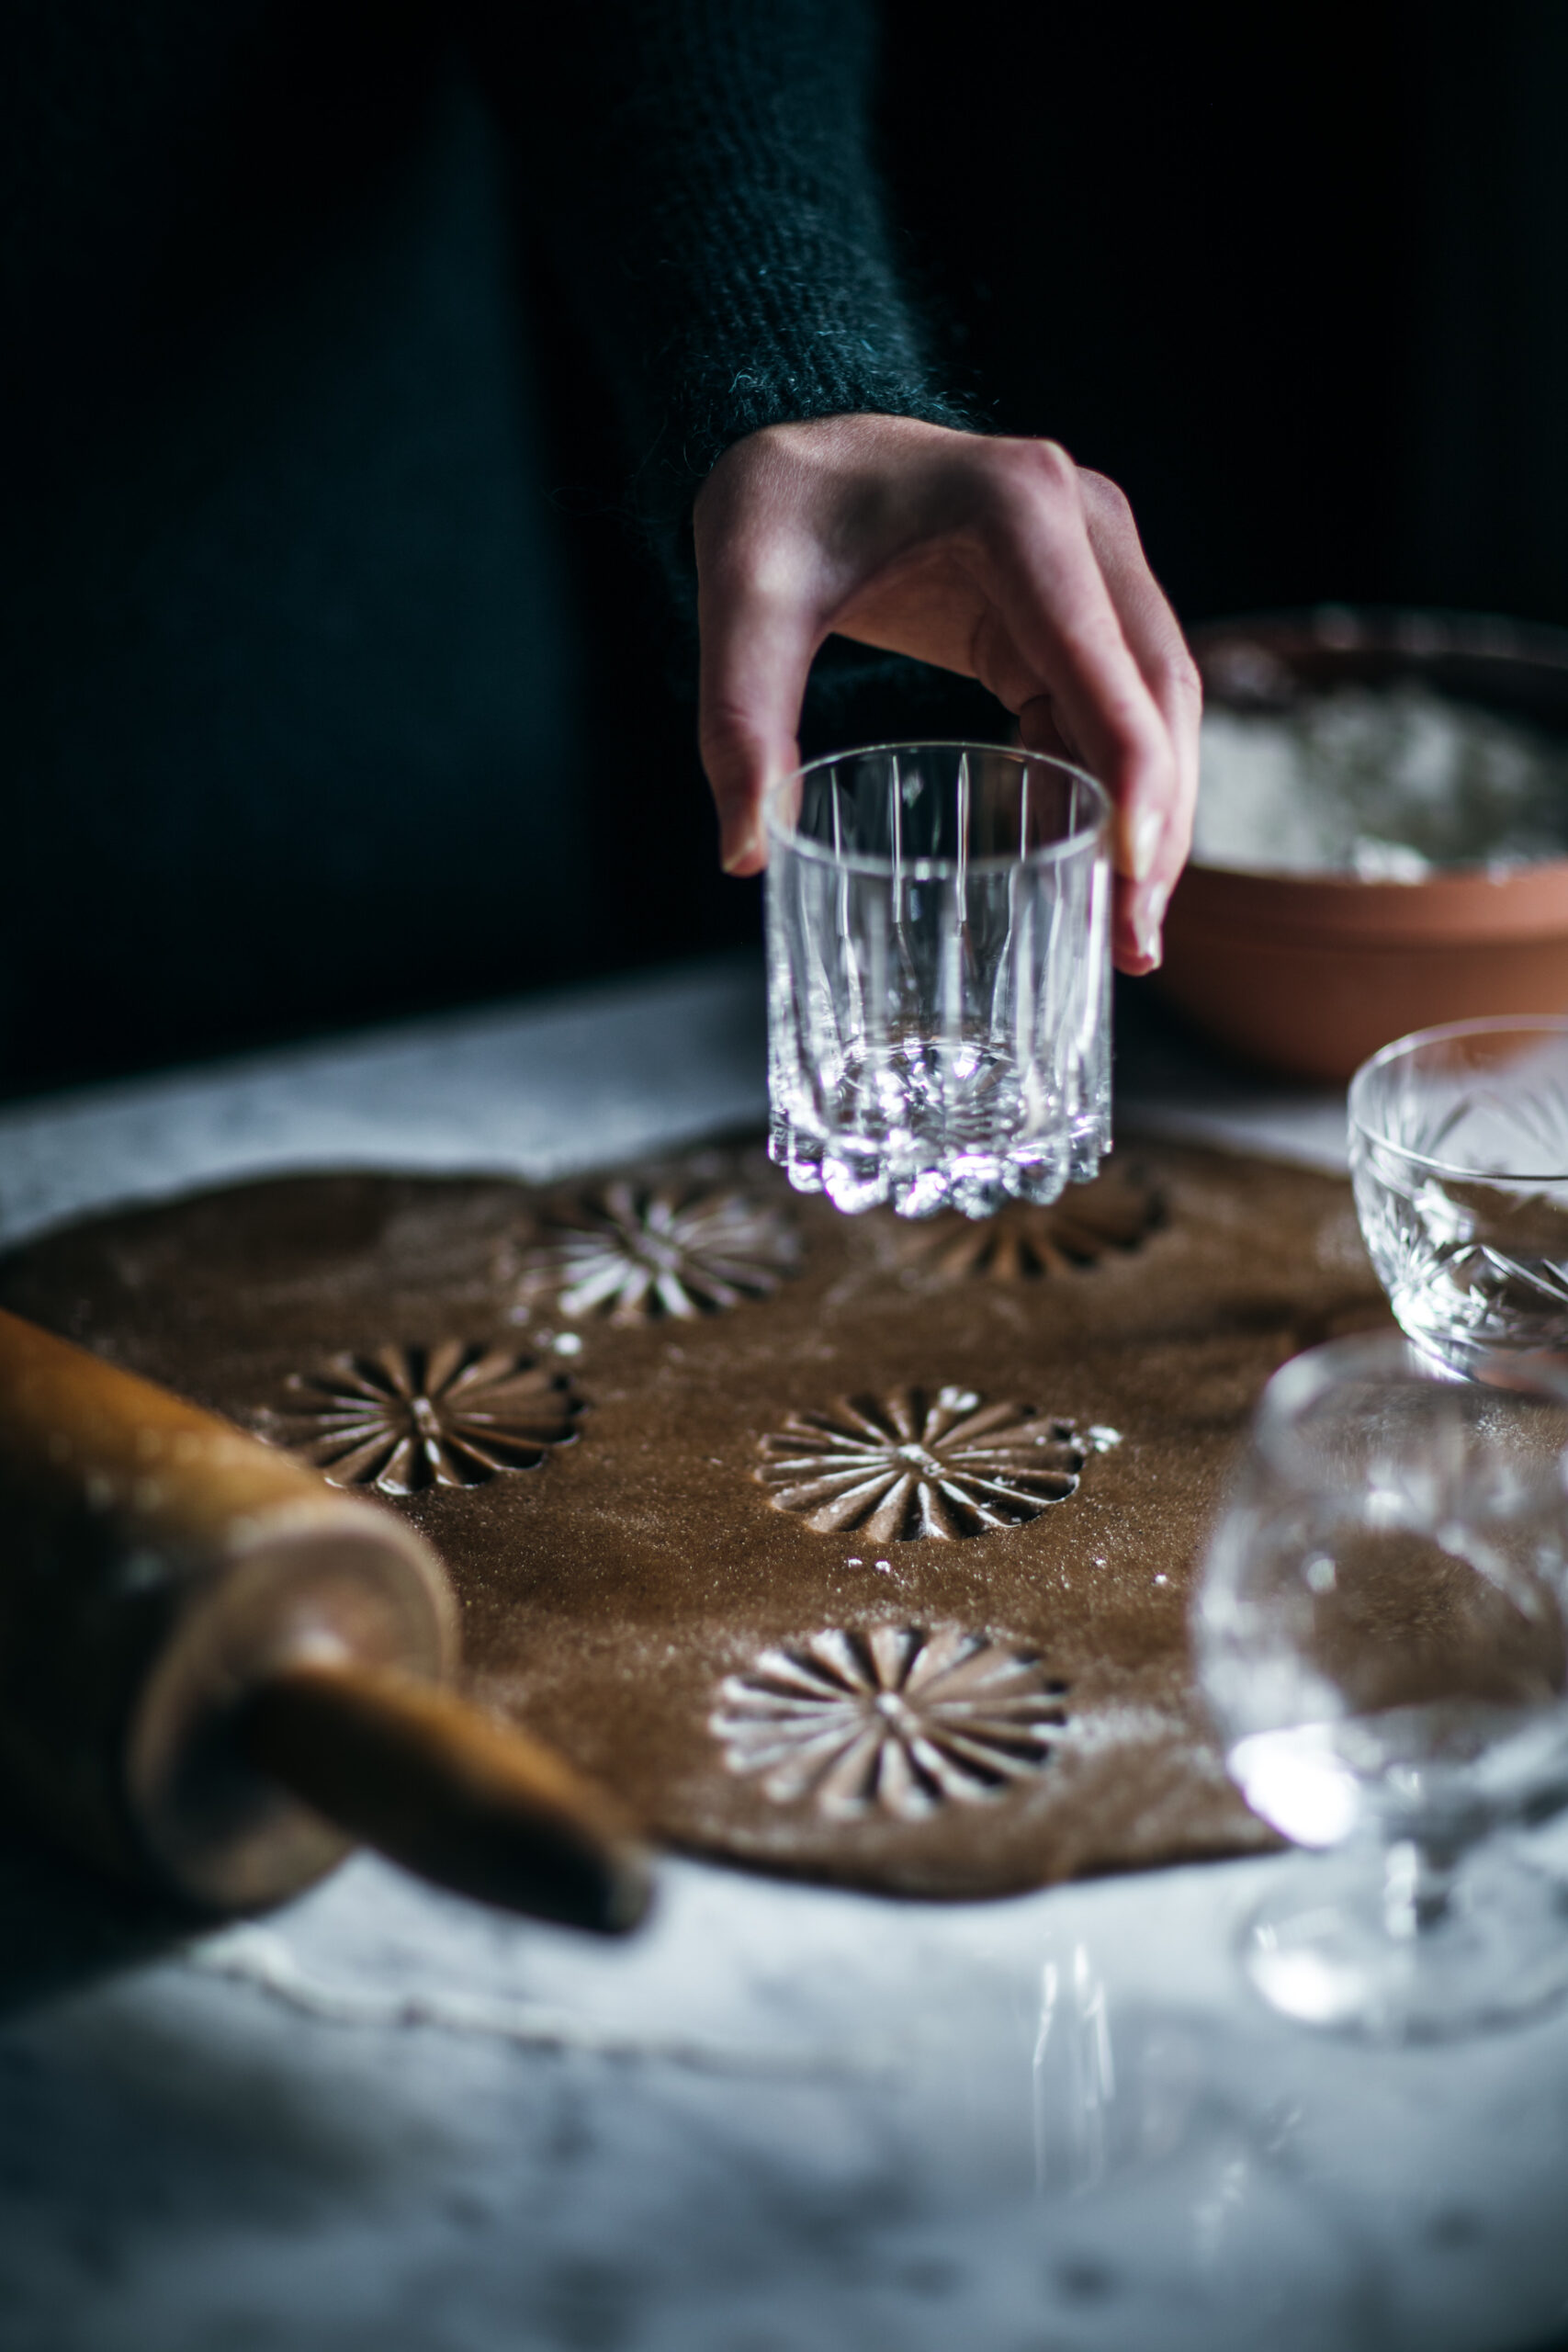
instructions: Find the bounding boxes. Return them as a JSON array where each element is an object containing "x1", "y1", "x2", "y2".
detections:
[
  {"x1": 762, "y1": 740, "x2": 1111, "y2": 879},
  {"x1": 1348, "y1": 1014, "x2": 1568, "y2": 1184},
  {"x1": 1248, "y1": 1329, "x2": 1568, "y2": 1489}
]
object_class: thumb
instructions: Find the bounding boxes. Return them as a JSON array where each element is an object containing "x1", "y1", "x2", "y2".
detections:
[{"x1": 696, "y1": 565, "x2": 819, "y2": 877}]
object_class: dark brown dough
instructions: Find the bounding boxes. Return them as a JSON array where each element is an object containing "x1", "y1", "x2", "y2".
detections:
[{"x1": 0, "y1": 1140, "x2": 1392, "y2": 1898}]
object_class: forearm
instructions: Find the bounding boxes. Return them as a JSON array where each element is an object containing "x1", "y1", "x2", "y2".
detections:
[{"x1": 462, "y1": 0, "x2": 963, "y2": 544}]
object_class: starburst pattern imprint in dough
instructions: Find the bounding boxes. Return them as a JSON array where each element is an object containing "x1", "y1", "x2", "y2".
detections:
[
  {"x1": 277, "y1": 1342, "x2": 581, "y2": 1495},
  {"x1": 515, "y1": 1180, "x2": 799, "y2": 1325},
  {"x1": 898, "y1": 1163, "x2": 1161, "y2": 1283},
  {"x1": 757, "y1": 1385, "x2": 1086, "y2": 1540},
  {"x1": 711, "y1": 1624, "x2": 1069, "y2": 1820}
]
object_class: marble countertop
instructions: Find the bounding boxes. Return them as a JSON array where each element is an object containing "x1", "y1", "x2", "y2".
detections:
[{"x1": 3, "y1": 960, "x2": 1566, "y2": 2352}]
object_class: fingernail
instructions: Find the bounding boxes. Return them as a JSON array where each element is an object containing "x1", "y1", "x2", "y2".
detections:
[
  {"x1": 1129, "y1": 807, "x2": 1164, "y2": 884},
  {"x1": 721, "y1": 821, "x2": 760, "y2": 876},
  {"x1": 1134, "y1": 882, "x2": 1168, "y2": 967}
]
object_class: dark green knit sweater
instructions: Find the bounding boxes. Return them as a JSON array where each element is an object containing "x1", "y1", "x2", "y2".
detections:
[
  {"x1": 468, "y1": 0, "x2": 963, "y2": 553},
  {"x1": 0, "y1": 0, "x2": 959, "y2": 1094}
]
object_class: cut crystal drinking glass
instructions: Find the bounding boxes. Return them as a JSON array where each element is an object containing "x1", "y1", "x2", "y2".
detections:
[{"x1": 764, "y1": 743, "x2": 1111, "y2": 1217}]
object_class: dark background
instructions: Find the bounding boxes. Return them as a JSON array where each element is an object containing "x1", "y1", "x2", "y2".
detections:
[{"x1": 4, "y1": 0, "x2": 1566, "y2": 1100}]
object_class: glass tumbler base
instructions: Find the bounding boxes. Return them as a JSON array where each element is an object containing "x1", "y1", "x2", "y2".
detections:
[
  {"x1": 1241, "y1": 1843, "x2": 1568, "y2": 2043},
  {"x1": 768, "y1": 1107, "x2": 1106, "y2": 1218}
]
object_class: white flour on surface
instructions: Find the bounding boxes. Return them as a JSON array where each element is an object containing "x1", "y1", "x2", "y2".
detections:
[{"x1": 1193, "y1": 683, "x2": 1568, "y2": 877}]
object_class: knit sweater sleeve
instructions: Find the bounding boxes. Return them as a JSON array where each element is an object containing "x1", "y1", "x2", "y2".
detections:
[{"x1": 463, "y1": 0, "x2": 964, "y2": 546}]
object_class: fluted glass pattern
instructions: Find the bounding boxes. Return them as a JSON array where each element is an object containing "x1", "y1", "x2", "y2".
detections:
[{"x1": 765, "y1": 743, "x2": 1111, "y2": 1217}]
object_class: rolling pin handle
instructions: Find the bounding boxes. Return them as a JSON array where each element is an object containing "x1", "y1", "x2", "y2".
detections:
[{"x1": 241, "y1": 1660, "x2": 652, "y2": 1937}]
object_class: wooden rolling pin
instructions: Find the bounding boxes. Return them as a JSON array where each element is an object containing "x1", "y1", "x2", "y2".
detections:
[{"x1": 0, "y1": 1308, "x2": 649, "y2": 1934}]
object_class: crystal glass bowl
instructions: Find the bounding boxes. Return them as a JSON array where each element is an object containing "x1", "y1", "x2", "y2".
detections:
[{"x1": 1348, "y1": 1016, "x2": 1568, "y2": 1375}]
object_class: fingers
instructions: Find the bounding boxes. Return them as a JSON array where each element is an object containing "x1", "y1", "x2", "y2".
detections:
[
  {"x1": 694, "y1": 450, "x2": 824, "y2": 876},
  {"x1": 1077, "y1": 471, "x2": 1202, "y2": 970},
  {"x1": 967, "y1": 446, "x2": 1179, "y2": 967}
]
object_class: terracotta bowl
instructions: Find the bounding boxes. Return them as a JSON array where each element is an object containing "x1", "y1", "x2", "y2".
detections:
[{"x1": 1158, "y1": 610, "x2": 1568, "y2": 1083}]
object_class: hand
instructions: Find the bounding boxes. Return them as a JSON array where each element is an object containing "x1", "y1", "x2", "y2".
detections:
[{"x1": 693, "y1": 414, "x2": 1201, "y2": 973}]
